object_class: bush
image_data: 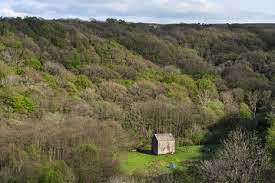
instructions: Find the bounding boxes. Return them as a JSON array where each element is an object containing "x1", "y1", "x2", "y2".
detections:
[
  {"x1": 115, "y1": 65, "x2": 138, "y2": 80},
  {"x1": 43, "y1": 62, "x2": 63, "y2": 75},
  {"x1": 94, "y1": 101, "x2": 124, "y2": 120},
  {"x1": 39, "y1": 161, "x2": 75, "y2": 183},
  {"x1": 196, "y1": 77, "x2": 218, "y2": 105},
  {"x1": 115, "y1": 79, "x2": 134, "y2": 87},
  {"x1": 81, "y1": 65, "x2": 121, "y2": 82},
  {"x1": 66, "y1": 49, "x2": 81, "y2": 69},
  {"x1": 79, "y1": 144, "x2": 98, "y2": 154},
  {"x1": 206, "y1": 100, "x2": 225, "y2": 120},
  {"x1": 267, "y1": 118, "x2": 275, "y2": 162},
  {"x1": 0, "y1": 32, "x2": 22, "y2": 48},
  {"x1": 191, "y1": 129, "x2": 208, "y2": 145},
  {"x1": 26, "y1": 57, "x2": 42, "y2": 70},
  {"x1": 0, "y1": 41, "x2": 5, "y2": 49},
  {"x1": 166, "y1": 83, "x2": 189, "y2": 101},
  {"x1": 139, "y1": 69, "x2": 163, "y2": 81},
  {"x1": 43, "y1": 74, "x2": 58, "y2": 88},
  {"x1": 7, "y1": 94, "x2": 35, "y2": 113},
  {"x1": 0, "y1": 61, "x2": 13, "y2": 78},
  {"x1": 99, "y1": 81, "x2": 131, "y2": 105},
  {"x1": 74, "y1": 75, "x2": 91, "y2": 90},
  {"x1": 240, "y1": 102, "x2": 253, "y2": 120}
]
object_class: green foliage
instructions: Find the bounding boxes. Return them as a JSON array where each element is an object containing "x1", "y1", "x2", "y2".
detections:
[
  {"x1": 7, "y1": 94, "x2": 35, "y2": 113},
  {"x1": 191, "y1": 130, "x2": 208, "y2": 145},
  {"x1": 74, "y1": 75, "x2": 91, "y2": 90},
  {"x1": 267, "y1": 118, "x2": 275, "y2": 162},
  {"x1": 161, "y1": 73, "x2": 179, "y2": 84},
  {"x1": 206, "y1": 100, "x2": 225, "y2": 120},
  {"x1": 79, "y1": 144, "x2": 98, "y2": 154},
  {"x1": 39, "y1": 161, "x2": 74, "y2": 183},
  {"x1": 0, "y1": 32, "x2": 22, "y2": 48},
  {"x1": 196, "y1": 77, "x2": 218, "y2": 104},
  {"x1": 0, "y1": 61, "x2": 13, "y2": 78},
  {"x1": 26, "y1": 57, "x2": 42, "y2": 70},
  {"x1": 173, "y1": 74, "x2": 198, "y2": 95},
  {"x1": 0, "y1": 42, "x2": 5, "y2": 51},
  {"x1": 69, "y1": 50, "x2": 81, "y2": 69},
  {"x1": 0, "y1": 18, "x2": 275, "y2": 182},
  {"x1": 240, "y1": 102, "x2": 253, "y2": 120},
  {"x1": 43, "y1": 74, "x2": 58, "y2": 88},
  {"x1": 64, "y1": 82, "x2": 78, "y2": 95},
  {"x1": 196, "y1": 77, "x2": 215, "y2": 91},
  {"x1": 14, "y1": 66, "x2": 25, "y2": 75},
  {"x1": 166, "y1": 83, "x2": 189, "y2": 101},
  {"x1": 94, "y1": 101, "x2": 124, "y2": 120},
  {"x1": 26, "y1": 144, "x2": 41, "y2": 160},
  {"x1": 139, "y1": 69, "x2": 163, "y2": 81},
  {"x1": 115, "y1": 79, "x2": 134, "y2": 87}
]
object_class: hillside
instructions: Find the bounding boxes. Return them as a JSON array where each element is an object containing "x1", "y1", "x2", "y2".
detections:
[{"x1": 0, "y1": 17, "x2": 274, "y2": 182}]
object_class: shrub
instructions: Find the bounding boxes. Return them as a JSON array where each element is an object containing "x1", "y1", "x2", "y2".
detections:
[
  {"x1": 138, "y1": 69, "x2": 163, "y2": 81},
  {"x1": 7, "y1": 94, "x2": 35, "y2": 113},
  {"x1": 39, "y1": 161, "x2": 75, "y2": 183},
  {"x1": 26, "y1": 57, "x2": 42, "y2": 70},
  {"x1": 79, "y1": 88, "x2": 102, "y2": 104},
  {"x1": 0, "y1": 61, "x2": 13, "y2": 78},
  {"x1": 191, "y1": 129, "x2": 208, "y2": 145},
  {"x1": 0, "y1": 42, "x2": 6, "y2": 51},
  {"x1": 196, "y1": 77, "x2": 218, "y2": 105},
  {"x1": 130, "y1": 80, "x2": 165, "y2": 101},
  {"x1": 43, "y1": 62, "x2": 63, "y2": 75},
  {"x1": 26, "y1": 144, "x2": 41, "y2": 160},
  {"x1": 74, "y1": 75, "x2": 91, "y2": 90},
  {"x1": 64, "y1": 82, "x2": 78, "y2": 95},
  {"x1": 115, "y1": 65, "x2": 138, "y2": 80},
  {"x1": 43, "y1": 74, "x2": 58, "y2": 88},
  {"x1": 99, "y1": 81, "x2": 131, "y2": 105},
  {"x1": 166, "y1": 83, "x2": 189, "y2": 101},
  {"x1": 206, "y1": 100, "x2": 225, "y2": 120},
  {"x1": 79, "y1": 144, "x2": 98, "y2": 154},
  {"x1": 94, "y1": 101, "x2": 124, "y2": 120},
  {"x1": 267, "y1": 118, "x2": 275, "y2": 162},
  {"x1": 81, "y1": 65, "x2": 121, "y2": 82},
  {"x1": 67, "y1": 50, "x2": 81, "y2": 69},
  {"x1": 240, "y1": 102, "x2": 253, "y2": 120},
  {"x1": 115, "y1": 79, "x2": 134, "y2": 87},
  {"x1": 0, "y1": 32, "x2": 22, "y2": 48}
]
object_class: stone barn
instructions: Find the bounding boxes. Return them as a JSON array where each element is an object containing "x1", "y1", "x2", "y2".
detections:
[{"x1": 152, "y1": 134, "x2": 175, "y2": 155}]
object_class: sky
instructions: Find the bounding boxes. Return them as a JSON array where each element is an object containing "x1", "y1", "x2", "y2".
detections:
[{"x1": 0, "y1": 0, "x2": 275, "y2": 23}]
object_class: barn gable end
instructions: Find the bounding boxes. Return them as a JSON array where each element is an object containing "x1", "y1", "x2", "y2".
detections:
[{"x1": 152, "y1": 134, "x2": 175, "y2": 155}]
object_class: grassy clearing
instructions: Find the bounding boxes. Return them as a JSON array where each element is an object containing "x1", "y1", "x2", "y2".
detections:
[{"x1": 120, "y1": 145, "x2": 219, "y2": 176}]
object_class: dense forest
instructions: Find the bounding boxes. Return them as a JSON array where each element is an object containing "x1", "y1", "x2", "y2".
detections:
[{"x1": 0, "y1": 17, "x2": 274, "y2": 182}]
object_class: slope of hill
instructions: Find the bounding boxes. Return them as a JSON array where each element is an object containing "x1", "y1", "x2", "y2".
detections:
[{"x1": 0, "y1": 17, "x2": 274, "y2": 182}]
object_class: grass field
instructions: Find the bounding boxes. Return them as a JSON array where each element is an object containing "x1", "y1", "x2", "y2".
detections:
[{"x1": 120, "y1": 145, "x2": 219, "y2": 175}]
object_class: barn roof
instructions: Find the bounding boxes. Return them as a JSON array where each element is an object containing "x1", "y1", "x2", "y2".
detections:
[{"x1": 153, "y1": 133, "x2": 175, "y2": 141}]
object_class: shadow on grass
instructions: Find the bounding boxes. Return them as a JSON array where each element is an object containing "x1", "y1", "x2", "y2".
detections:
[{"x1": 137, "y1": 148, "x2": 152, "y2": 155}]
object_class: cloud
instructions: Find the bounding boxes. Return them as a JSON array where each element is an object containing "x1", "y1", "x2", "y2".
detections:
[{"x1": 0, "y1": 0, "x2": 274, "y2": 23}]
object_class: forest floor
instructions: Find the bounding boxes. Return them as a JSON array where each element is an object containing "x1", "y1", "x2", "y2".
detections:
[{"x1": 120, "y1": 145, "x2": 220, "y2": 176}]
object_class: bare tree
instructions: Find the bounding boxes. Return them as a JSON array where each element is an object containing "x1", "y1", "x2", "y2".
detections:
[{"x1": 197, "y1": 129, "x2": 272, "y2": 183}]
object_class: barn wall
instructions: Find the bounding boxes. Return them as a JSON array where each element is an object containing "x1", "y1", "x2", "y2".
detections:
[{"x1": 158, "y1": 140, "x2": 175, "y2": 155}]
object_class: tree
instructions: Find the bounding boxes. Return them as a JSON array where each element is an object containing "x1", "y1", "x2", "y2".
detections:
[{"x1": 197, "y1": 129, "x2": 272, "y2": 183}]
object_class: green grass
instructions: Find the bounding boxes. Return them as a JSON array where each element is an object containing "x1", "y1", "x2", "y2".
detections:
[{"x1": 120, "y1": 145, "x2": 219, "y2": 175}]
